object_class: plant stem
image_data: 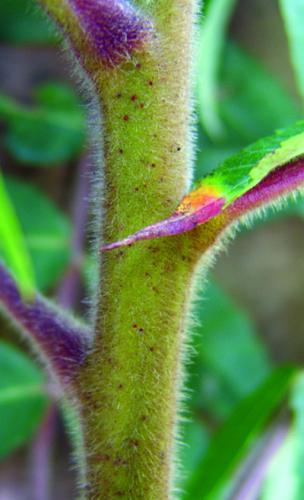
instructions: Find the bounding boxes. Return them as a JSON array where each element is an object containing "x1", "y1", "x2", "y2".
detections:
[
  {"x1": 74, "y1": 1, "x2": 199, "y2": 497},
  {"x1": 31, "y1": 154, "x2": 91, "y2": 499},
  {"x1": 30, "y1": 405, "x2": 57, "y2": 500}
]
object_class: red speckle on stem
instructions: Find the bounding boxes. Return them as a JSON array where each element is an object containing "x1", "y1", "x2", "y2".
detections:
[
  {"x1": 123, "y1": 115, "x2": 129, "y2": 121},
  {"x1": 131, "y1": 94, "x2": 138, "y2": 101}
]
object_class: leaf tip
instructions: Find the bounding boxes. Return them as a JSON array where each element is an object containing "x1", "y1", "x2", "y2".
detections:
[{"x1": 101, "y1": 195, "x2": 226, "y2": 251}]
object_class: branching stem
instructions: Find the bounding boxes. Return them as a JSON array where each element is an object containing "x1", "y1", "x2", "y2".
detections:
[{"x1": 71, "y1": 2, "x2": 199, "y2": 497}]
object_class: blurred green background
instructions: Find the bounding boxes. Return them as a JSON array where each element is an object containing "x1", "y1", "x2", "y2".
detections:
[{"x1": 0, "y1": 0, "x2": 304, "y2": 498}]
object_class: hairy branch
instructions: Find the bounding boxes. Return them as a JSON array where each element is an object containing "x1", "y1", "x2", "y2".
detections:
[{"x1": 0, "y1": 263, "x2": 91, "y2": 386}]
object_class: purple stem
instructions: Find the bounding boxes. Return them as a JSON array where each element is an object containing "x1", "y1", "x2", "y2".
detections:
[
  {"x1": 230, "y1": 420, "x2": 289, "y2": 500},
  {"x1": 101, "y1": 198, "x2": 225, "y2": 251},
  {"x1": 0, "y1": 263, "x2": 90, "y2": 385},
  {"x1": 30, "y1": 405, "x2": 57, "y2": 500},
  {"x1": 228, "y1": 158, "x2": 304, "y2": 218},
  {"x1": 7, "y1": 153, "x2": 93, "y2": 386},
  {"x1": 68, "y1": 0, "x2": 153, "y2": 66},
  {"x1": 31, "y1": 153, "x2": 92, "y2": 500}
]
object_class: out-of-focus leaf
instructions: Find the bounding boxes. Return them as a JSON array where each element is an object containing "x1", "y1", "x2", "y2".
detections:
[
  {"x1": 33, "y1": 83, "x2": 82, "y2": 114},
  {"x1": 0, "y1": 0, "x2": 58, "y2": 44},
  {"x1": 290, "y1": 372, "x2": 304, "y2": 497},
  {"x1": 82, "y1": 254, "x2": 99, "y2": 298},
  {"x1": 0, "y1": 341, "x2": 47, "y2": 459},
  {"x1": 177, "y1": 419, "x2": 210, "y2": 494},
  {"x1": 3, "y1": 176, "x2": 71, "y2": 291},
  {"x1": 279, "y1": 0, "x2": 304, "y2": 102},
  {"x1": 195, "y1": 42, "x2": 300, "y2": 182},
  {"x1": 0, "y1": 83, "x2": 86, "y2": 166},
  {"x1": 196, "y1": 0, "x2": 238, "y2": 140},
  {"x1": 183, "y1": 365, "x2": 297, "y2": 500},
  {"x1": 219, "y1": 43, "x2": 300, "y2": 144},
  {"x1": 179, "y1": 281, "x2": 271, "y2": 494},
  {"x1": 0, "y1": 169, "x2": 35, "y2": 297},
  {"x1": 261, "y1": 430, "x2": 297, "y2": 500},
  {"x1": 188, "y1": 362, "x2": 240, "y2": 421},
  {"x1": 190, "y1": 282, "x2": 272, "y2": 418},
  {"x1": 261, "y1": 373, "x2": 304, "y2": 500}
]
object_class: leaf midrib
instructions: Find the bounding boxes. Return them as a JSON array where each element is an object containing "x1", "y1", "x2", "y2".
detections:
[{"x1": 0, "y1": 383, "x2": 44, "y2": 404}]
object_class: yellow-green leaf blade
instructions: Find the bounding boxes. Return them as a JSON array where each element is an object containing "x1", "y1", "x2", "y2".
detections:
[{"x1": 0, "y1": 169, "x2": 35, "y2": 297}]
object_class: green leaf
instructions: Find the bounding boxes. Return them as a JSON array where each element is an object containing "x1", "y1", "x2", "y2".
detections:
[
  {"x1": 183, "y1": 365, "x2": 298, "y2": 500},
  {"x1": 194, "y1": 140, "x2": 238, "y2": 181},
  {"x1": 0, "y1": 341, "x2": 47, "y2": 459},
  {"x1": 219, "y1": 43, "x2": 301, "y2": 144},
  {"x1": 177, "y1": 419, "x2": 210, "y2": 494},
  {"x1": 261, "y1": 373, "x2": 304, "y2": 500},
  {"x1": 279, "y1": 0, "x2": 304, "y2": 102},
  {"x1": 0, "y1": 83, "x2": 86, "y2": 166},
  {"x1": 191, "y1": 282, "x2": 272, "y2": 418},
  {"x1": 0, "y1": 0, "x2": 58, "y2": 45},
  {"x1": 197, "y1": 0, "x2": 238, "y2": 140},
  {"x1": 195, "y1": 42, "x2": 300, "y2": 185},
  {"x1": 179, "y1": 282, "x2": 272, "y2": 495},
  {"x1": 0, "y1": 169, "x2": 35, "y2": 297},
  {"x1": 261, "y1": 430, "x2": 297, "y2": 500},
  {"x1": 193, "y1": 122, "x2": 304, "y2": 207},
  {"x1": 3, "y1": 176, "x2": 72, "y2": 291},
  {"x1": 289, "y1": 372, "x2": 304, "y2": 498}
]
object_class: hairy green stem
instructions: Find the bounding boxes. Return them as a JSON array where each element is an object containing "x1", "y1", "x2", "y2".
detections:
[
  {"x1": 75, "y1": 1, "x2": 198, "y2": 498},
  {"x1": 38, "y1": 0, "x2": 200, "y2": 496}
]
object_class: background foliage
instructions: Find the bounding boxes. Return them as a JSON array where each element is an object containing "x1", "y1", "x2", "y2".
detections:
[{"x1": 0, "y1": 0, "x2": 304, "y2": 498}]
